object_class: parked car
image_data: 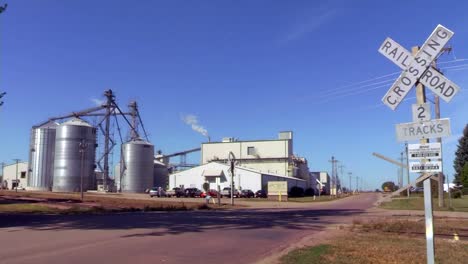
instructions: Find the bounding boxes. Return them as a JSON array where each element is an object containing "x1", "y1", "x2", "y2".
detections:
[
  {"x1": 201, "y1": 189, "x2": 219, "y2": 198},
  {"x1": 166, "y1": 187, "x2": 185, "y2": 197},
  {"x1": 255, "y1": 190, "x2": 267, "y2": 198},
  {"x1": 149, "y1": 187, "x2": 166, "y2": 197},
  {"x1": 184, "y1": 188, "x2": 203, "y2": 198},
  {"x1": 240, "y1": 189, "x2": 255, "y2": 198},
  {"x1": 220, "y1": 187, "x2": 240, "y2": 198},
  {"x1": 410, "y1": 187, "x2": 424, "y2": 193}
]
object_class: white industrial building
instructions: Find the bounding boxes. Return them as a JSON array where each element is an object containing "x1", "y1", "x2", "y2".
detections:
[
  {"x1": 201, "y1": 131, "x2": 310, "y2": 180},
  {"x1": 1, "y1": 161, "x2": 28, "y2": 190},
  {"x1": 169, "y1": 131, "x2": 314, "y2": 192},
  {"x1": 169, "y1": 162, "x2": 306, "y2": 192}
]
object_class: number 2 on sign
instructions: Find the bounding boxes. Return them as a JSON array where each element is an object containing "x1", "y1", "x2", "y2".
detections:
[{"x1": 412, "y1": 103, "x2": 431, "y2": 122}]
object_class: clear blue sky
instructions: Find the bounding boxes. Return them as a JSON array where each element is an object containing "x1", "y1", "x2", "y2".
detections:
[{"x1": 1, "y1": 0, "x2": 467, "y2": 190}]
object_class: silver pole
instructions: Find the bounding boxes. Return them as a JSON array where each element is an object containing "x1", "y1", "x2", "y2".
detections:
[
  {"x1": 405, "y1": 143, "x2": 410, "y2": 198},
  {"x1": 423, "y1": 178, "x2": 435, "y2": 264},
  {"x1": 79, "y1": 140, "x2": 88, "y2": 201}
]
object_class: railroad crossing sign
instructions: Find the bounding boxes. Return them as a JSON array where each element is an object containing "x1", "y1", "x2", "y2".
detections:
[
  {"x1": 379, "y1": 25, "x2": 460, "y2": 110},
  {"x1": 395, "y1": 118, "x2": 451, "y2": 142}
]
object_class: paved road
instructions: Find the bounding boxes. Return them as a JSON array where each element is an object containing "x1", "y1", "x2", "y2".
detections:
[{"x1": 0, "y1": 193, "x2": 379, "y2": 264}]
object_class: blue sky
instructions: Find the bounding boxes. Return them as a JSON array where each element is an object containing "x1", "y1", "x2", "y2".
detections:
[{"x1": 1, "y1": 0, "x2": 467, "y2": 190}]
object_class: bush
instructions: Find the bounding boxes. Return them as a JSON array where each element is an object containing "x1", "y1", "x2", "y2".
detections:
[
  {"x1": 304, "y1": 188, "x2": 315, "y2": 196},
  {"x1": 289, "y1": 186, "x2": 305, "y2": 197},
  {"x1": 463, "y1": 188, "x2": 468, "y2": 195},
  {"x1": 452, "y1": 190, "x2": 463, "y2": 199}
]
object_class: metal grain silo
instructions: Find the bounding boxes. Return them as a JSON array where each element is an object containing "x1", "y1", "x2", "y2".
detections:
[
  {"x1": 121, "y1": 138, "x2": 154, "y2": 193},
  {"x1": 52, "y1": 118, "x2": 96, "y2": 192},
  {"x1": 27, "y1": 121, "x2": 58, "y2": 191}
]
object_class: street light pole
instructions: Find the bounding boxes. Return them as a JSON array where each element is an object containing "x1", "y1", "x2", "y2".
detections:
[
  {"x1": 228, "y1": 151, "x2": 236, "y2": 206},
  {"x1": 79, "y1": 139, "x2": 88, "y2": 201}
]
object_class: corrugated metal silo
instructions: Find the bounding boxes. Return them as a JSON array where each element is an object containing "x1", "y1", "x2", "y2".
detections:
[
  {"x1": 121, "y1": 138, "x2": 154, "y2": 193},
  {"x1": 52, "y1": 118, "x2": 96, "y2": 192},
  {"x1": 27, "y1": 121, "x2": 58, "y2": 191}
]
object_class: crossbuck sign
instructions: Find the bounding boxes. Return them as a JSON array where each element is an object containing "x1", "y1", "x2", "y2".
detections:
[{"x1": 379, "y1": 25, "x2": 460, "y2": 110}]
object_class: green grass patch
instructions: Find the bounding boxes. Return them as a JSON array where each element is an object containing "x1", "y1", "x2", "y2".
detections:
[
  {"x1": 281, "y1": 244, "x2": 331, "y2": 264},
  {"x1": 380, "y1": 195, "x2": 468, "y2": 212}
]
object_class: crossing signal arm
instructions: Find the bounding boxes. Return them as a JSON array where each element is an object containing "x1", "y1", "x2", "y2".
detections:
[{"x1": 372, "y1": 152, "x2": 407, "y2": 168}]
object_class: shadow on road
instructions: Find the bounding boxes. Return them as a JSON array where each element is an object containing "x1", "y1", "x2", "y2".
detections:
[{"x1": 0, "y1": 208, "x2": 364, "y2": 237}]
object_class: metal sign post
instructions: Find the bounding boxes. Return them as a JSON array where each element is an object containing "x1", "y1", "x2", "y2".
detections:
[{"x1": 378, "y1": 24, "x2": 461, "y2": 264}]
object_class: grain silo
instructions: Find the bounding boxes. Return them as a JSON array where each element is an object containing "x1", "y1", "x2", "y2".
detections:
[
  {"x1": 27, "y1": 121, "x2": 58, "y2": 191},
  {"x1": 52, "y1": 118, "x2": 96, "y2": 192},
  {"x1": 120, "y1": 138, "x2": 154, "y2": 193}
]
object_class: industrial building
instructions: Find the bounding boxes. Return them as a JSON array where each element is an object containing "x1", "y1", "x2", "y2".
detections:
[
  {"x1": 170, "y1": 132, "x2": 313, "y2": 193},
  {"x1": 169, "y1": 162, "x2": 306, "y2": 192},
  {"x1": 1, "y1": 161, "x2": 28, "y2": 190},
  {"x1": 201, "y1": 131, "x2": 310, "y2": 180}
]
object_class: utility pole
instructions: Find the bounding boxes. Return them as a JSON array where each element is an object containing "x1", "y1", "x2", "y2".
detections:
[
  {"x1": 355, "y1": 176, "x2": 359, "y2": 193},
  {"x1": 79, "y1": 139, "x2": 88, "y2": 201},
  {"x1": 432, "y1": 48, "x2": 451, "y2": 208},
  {"x1": 228, "y1": 152, "x2": 236, "y2": 206},
  {"x1": 328, "y1": 156, "x2": 338, "y2": 196},
  {"x1": 338, "y1": 163, "x2": 345, "y2": 193},
  {"x1": 399, "y1": 151, "x2": 404, "y2": 188},
  {"x1": 348, "y1": 172, "x2": 352, "y2": 193},
  {"x1": 13, "y1": 159, "x2": 20, "y2": 192}
]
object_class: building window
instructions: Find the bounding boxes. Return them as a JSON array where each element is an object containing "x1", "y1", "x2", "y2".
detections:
[
  {"x1": 247, "y1": 147, "x2": 255, "y2": 155},
  {"x1": 20, "y1": 172, "x2": 26, "y2": 178}
]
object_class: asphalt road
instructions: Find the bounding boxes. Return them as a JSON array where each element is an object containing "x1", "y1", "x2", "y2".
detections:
[{"x1": 0, "y1": 193, "x2": 379, "y2": 264}]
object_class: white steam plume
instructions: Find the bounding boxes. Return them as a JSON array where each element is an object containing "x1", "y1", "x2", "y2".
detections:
[
  {"x1": 181, "y1": 114, "x2": 209, "y2": 137},
  {"x1": 90, "y1": 98, "x2": 105, "y2": 106}
]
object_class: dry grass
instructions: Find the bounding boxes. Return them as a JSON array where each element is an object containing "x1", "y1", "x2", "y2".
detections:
[
  {"x1": 0, "y1": 190, "x2": 215, "y2": 214},
  {"x1": 380, "y1": 196, "x2": 468, "y2": 212},
  {"x1": 0, "y1": 203, "x2": 58, "y2": 213},
  {"x1": 282, "y1": 218, "x2": 468, "y2": 264}
]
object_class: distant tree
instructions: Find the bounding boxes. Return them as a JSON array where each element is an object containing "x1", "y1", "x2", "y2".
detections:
[
  {"x1": 453, "y1": 124, "x2": 468, "y2": 187},
  {"x1": 0, "y1": 4, "x2": 7, "y2": 14},
  {"x1": 381, "y1": 181, "x2": 397, "y2": 192}
]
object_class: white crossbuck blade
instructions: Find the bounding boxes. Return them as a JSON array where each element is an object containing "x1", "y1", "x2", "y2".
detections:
[{"x1": 378, "y1": 24, "x2": 460, "y2": 110}]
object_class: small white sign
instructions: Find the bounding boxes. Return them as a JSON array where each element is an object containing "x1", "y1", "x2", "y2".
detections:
[
  {"x1": 395, "y1": 118, "x2": 451, "y2": 142},
  {"x1": 409, "y1": 161, "x2": 442, "y2": 173},
  {"x1": 408, "y1": 142, "x2": 441, "y2": 159},
  {"x1": 268, "y1": 181, "x2": 288, "y2": 196},
  {"x1": 412, "y1": 103, "x2": 431, "y2": 122}
]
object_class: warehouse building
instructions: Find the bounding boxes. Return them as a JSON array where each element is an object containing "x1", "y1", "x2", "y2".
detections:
[
  {"x1": 201, "y1": 131, "x2": 310, "y2": 180},
  {"x1": 169, "y1": 161, "x2": 306, "y2": 192},
  {"x1": 170, "y1": 131, "x2": 312, "y2": 192},
  {"x1": 1, "y1": 161, "x2": 28, "y2": 190}
]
